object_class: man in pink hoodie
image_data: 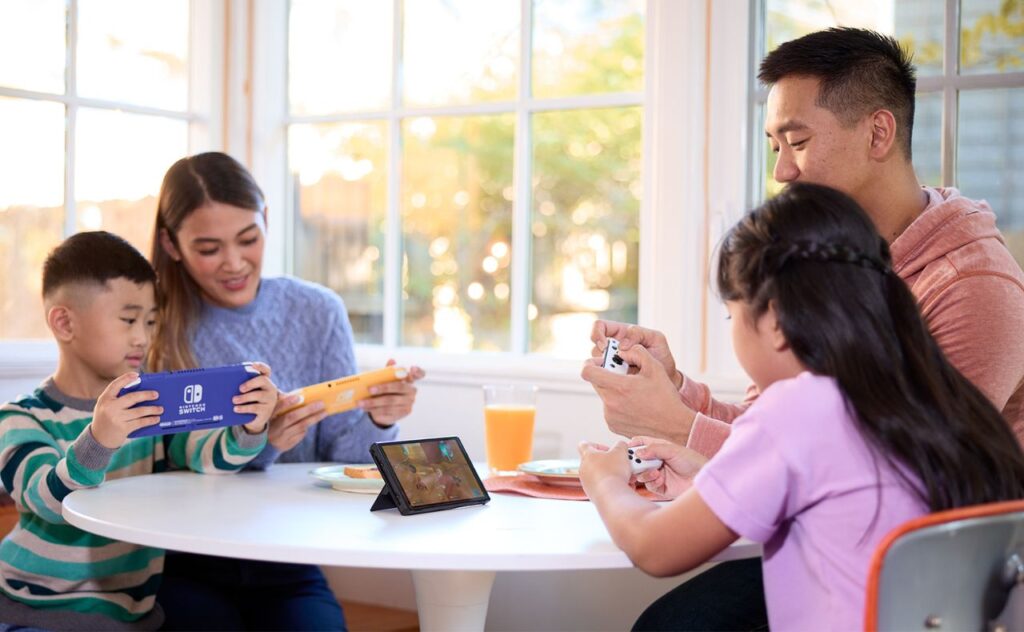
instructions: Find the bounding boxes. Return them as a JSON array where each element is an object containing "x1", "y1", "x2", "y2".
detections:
[{"x1": 582, "y1": 28, "x2": 1024, "y2": 630}]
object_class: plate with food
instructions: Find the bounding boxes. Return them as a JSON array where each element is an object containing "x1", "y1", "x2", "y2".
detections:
[
  {"x1": 516, "y1": 459, "x2": 582, "y2": 487},
  {"x1": 309, "y1": 464, "x2": 385, "y2": 494}
]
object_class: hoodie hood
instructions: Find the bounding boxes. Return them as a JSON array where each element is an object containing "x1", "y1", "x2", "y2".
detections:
[{"x1": 890, "y1": 187, "x2": 1005, "y2": 281}]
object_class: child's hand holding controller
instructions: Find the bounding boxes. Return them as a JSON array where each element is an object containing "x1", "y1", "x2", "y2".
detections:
[
  {"x1": 627, "y1": 436, "x2": 707, "y2": 499},
  {"x1": 91, "y1": 372, "x2": 164, "y2": 449},
  {"x1": 577, "y1": 441, "x2": 634, "y2": 494},
  {"x1": 233, "y1": 362, "x2": 276, "y2": 434}
]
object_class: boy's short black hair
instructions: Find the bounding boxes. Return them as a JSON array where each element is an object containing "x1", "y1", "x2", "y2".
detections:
[
  {"x1": 42, "y1": 231, "x2": 157, "y2": 298},
  {"x1": 758, "y1": 27, "x2": 917, "y2": 159}
]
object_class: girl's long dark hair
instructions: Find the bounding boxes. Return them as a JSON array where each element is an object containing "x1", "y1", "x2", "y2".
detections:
[
  {"x1": 717, "y1": 182, "x2": 1024, "y2": 511},
  {"x1": 148, "y1": 152, "x2": 265, "y2": 371}
]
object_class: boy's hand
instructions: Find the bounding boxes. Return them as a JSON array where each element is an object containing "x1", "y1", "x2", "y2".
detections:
[
  {"x1": 360, "y1": 359, "x2": 426, "y2": 427},
  {"x1": 90, "y1": 372, "x2": 163, "y2": 450},
  {"x1": 233, "y1": 362, "x2": 276, "y2": 434}
]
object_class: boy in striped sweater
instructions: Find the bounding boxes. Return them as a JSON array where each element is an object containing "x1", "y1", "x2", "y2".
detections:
[{"x1": 0, "y1": 231, "x2": 275, "y2": 631}]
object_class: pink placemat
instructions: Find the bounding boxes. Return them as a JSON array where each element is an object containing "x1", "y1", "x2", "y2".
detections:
[{"x1": 485, "y1": 474, "x2": 681, "y2": 501}]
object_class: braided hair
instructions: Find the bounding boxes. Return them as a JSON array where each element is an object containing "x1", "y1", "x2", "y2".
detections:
[{"x1": 717, "y1": 182, "x2": 1024, "y2": 511}]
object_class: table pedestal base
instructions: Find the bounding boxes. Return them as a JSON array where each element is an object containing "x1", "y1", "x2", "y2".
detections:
[{"x1": 412, "y1": 569, "x2": 497, "y2": 631}]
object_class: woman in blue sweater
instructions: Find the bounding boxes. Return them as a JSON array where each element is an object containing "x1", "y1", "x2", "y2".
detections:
[{"x1": 149, "y1": 151, "x2": 424, "y2": 630}]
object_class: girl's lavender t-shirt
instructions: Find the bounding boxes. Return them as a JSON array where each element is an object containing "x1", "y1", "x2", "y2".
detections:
[{"x1": 694, "y1": 372, "x2": 928, "y2": 630}]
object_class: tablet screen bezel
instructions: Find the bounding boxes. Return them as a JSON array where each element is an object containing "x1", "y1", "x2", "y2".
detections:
[{"x1": 370, "y1": 437, "x2": 490, "y2": 515}]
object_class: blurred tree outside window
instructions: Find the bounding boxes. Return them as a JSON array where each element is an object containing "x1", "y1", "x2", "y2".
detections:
[
  {"x1": 287, "y1": 0, "x2": 644, "y2": 357},
  {"x1": 757, "y1": 0, "x2": 1024, "y2": 267},
  {"x1": 0, "y1": 0, "x2": 192, "y2": 340}
]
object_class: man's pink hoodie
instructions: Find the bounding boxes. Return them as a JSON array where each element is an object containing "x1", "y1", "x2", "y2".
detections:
[{"x1": 684, "y1": 187, "x2": 1024, "y2": 457}]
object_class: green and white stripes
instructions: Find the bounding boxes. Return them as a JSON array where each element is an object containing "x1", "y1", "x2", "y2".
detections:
[{"x1": 0, "y1": 380, "x2": 265, "y2": 622}]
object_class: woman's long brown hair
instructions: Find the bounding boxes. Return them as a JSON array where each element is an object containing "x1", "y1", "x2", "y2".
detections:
[{"x1": 148, "y1": 152, "x2": 264, "y2": 371}]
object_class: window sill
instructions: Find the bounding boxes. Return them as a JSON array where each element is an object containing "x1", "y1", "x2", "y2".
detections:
[
  {"x1": 0, "y1": 340, "x2": 750, "y2": 402},
  {"x1": 0, "y1": 341, "x2": 57, "y2": 378},
  {"x1": 355, "y1": 344, "x2": 751, "y2": 400}
]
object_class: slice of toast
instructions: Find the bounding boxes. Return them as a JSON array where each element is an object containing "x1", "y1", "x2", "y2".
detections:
[{"x1": 344, "y1": 465, "x2": 382, "y2": 479}]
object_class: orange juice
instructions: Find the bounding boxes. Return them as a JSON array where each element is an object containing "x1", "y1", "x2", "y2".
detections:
[{"x1": 484, "y1": 404, "x2": 536, "y2": 474}]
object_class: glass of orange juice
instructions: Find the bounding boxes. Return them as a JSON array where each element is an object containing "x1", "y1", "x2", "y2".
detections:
[{"x1": 482, "y1": 384, "x2": 537, "y2": 476}]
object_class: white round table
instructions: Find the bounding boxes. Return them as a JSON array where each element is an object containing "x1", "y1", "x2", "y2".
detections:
[{"x1": 63, "y1": 463, "x2": 760, "y2": 631}]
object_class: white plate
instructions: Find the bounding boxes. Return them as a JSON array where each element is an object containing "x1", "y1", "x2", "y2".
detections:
[
  {"x1": 309, "y1": 465, "x2": 385, "y2": 494},
  {"x1": 517, "y1": 459, "x2": 582, "y2": 487}
]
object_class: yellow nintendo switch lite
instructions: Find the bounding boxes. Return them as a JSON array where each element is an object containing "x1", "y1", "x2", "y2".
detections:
[{"x1": 281, "y1": 366, "x2": 409, "y2": 416}]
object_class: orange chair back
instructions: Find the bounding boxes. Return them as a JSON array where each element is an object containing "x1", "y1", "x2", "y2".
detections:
[{"x1": 864, "y1": 499, "x2": 1024, "y2": 631}]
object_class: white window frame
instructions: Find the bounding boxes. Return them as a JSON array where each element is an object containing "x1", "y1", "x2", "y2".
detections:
[
  {"x1": 0, "y1": 0, "x2": 225, "y2": 376},
  {"x1": 251, "y1": 0, "x2": 753, "y2": 397},
  {"x1": 749, "y1": 0, "x2": 1024, "y2": 198}
]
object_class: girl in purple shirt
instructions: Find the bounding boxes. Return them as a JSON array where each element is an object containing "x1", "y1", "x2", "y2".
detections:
[{"x1": 580, "y1": 182, "x2": 1024, "y2": 630}]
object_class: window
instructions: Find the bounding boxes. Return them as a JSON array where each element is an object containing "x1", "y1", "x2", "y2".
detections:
[
  {"x1": 0, "y1": 0, "x2": 216, "y2": 340},
  {"x1": 753, "y1": 0, "x2": 1024, "y2": 266},
  {"x1": 284, "y1": 0, "x2": 644, "y2": 358}
]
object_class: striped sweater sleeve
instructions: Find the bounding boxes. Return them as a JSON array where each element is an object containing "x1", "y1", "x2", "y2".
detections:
[
  {"x1": 165, "y1": 424, "x2": 266, "y2": 474},
  {"x1": 0, "y1": 407, "x2": 114, "y2": 525}
]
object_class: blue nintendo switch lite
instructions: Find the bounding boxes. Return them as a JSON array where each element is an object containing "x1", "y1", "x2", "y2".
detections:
[{"x1": 121, "y1": 363, "x2": 261, "y2": 438}]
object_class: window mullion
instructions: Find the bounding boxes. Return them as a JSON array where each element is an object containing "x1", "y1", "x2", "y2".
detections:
[
  {"x1": 509, "y1": 0, "x2": 533, "y2": 355},
  {"x1": 63, "y1": 0, "x2": 79, "y2": 239},
  {"x1": 383, "y1": 0, "x2": 404, "y2": 349},
  {"x1": 941, "y1": 0, "x2": 960, "y2": 187}
]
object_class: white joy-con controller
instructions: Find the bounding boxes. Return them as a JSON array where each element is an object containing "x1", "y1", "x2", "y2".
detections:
[
  {"x1": 627, "y1": 446, "x2": 663, "y2": 474},
  {"x1": 601, "y1": 338, "x2": 629, "y2": 375}
]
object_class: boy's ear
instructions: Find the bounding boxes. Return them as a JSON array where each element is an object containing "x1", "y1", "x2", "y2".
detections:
[
  {"x1": 159, "y1": 228, "x2": 182, "y2": 262},
  {"x1": 47, "y1": 305, "x2": 75, "y2": 343}
]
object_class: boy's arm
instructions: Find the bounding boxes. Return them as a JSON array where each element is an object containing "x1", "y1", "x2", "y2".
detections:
[
  {"x1": 167, "y1": 425, "x2": 267, "y2": 474},
  {"x1": 0, "y1": 408, "x2": 115, "y2": 524},
  {"x1": 168, "y1": 363, "x2": 274, "y2": 472}
]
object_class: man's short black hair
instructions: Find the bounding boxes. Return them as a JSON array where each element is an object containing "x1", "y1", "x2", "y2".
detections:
[
  {"x1": 42, "y1": 231, "x2": 157, "y2": 298},
  {"x1": 758, "y1": 27, "x2": 917, "y2": 159}
]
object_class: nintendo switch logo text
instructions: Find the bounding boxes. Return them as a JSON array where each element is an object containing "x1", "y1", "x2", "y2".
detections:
[{"x1": 184, "y1": 384, "x2": 204, "y2": 404}]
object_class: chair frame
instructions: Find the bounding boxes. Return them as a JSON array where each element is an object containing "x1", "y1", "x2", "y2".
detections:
[{"x1": 864, "y1": 499, "x2": 1024, "y2": 632}]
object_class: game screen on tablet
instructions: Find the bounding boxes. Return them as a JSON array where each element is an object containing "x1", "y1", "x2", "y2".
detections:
[{"x1": 380, "y1": 439, "x2": 487, "y2": 507}]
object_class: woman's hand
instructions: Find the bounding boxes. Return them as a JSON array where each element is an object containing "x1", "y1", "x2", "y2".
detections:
[
  {"x1": 267, "y1": 394, "x2": 327, "y2": 452},
  {"x1": 628, "y1": 436, "x2": 707, "y2": 499},
  {"x1": 360, "y1": 360, "x2": 426, "y2": 427},
  {"x1": 234, "y1": 362, "x2": 277, "y2": 434}
]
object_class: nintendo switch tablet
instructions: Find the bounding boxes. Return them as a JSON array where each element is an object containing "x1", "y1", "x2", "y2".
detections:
[
  {"x1": 121, "y1": 363, "x2": 260, "y2": 438},
  {"x1": 280, "y1": 366, "x2": 409, "y2": 417},
  {"x1": 369, "y1": 437, "x2": 489, "y2": 516}
]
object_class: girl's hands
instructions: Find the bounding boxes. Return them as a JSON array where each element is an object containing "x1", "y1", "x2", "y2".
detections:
[
  {"x1": 90, "y1": 372, "x2": 163, "y2": 449},
  {"x1": 233, "y1": 362, "x2": 276, "y2": 434},
  {"x1": 627, "y1": 436, "x2": 707, "y2": 499},
  {"x1": 359, "y1": 359, "x2": 426, "y2": 427},
  {"x1": 577, "y1": 441, "x2": 633, "y2": 495}
]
